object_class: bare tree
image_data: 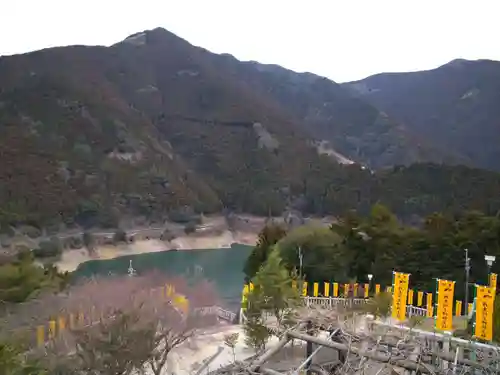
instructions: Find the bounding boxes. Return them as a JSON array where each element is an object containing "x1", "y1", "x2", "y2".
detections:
[
  {"x1": 143, "y1": 306, "x2": 194, "y2": 375},
  {"x1": 223, "y1": 333, "x2": 240, "y2": 362},
  {"x1": 71, "y1": 308, "x2": 156, "y2": 375},
  {"x1": 26, "y1": 272, "x2": 222, "y2": 374}
]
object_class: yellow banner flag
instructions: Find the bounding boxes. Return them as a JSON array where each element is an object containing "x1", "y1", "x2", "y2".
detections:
[
  {"x1": 58, "y1": 316, "x2": 66, "y2": 332},
  {"x1": 243, "y1": 284, "x2": 249, "y2": 295},
  {"x1": 475, "y1": 285, "x2": 495, "y2": 341},
  {"x1": 174, "y1": 294, "x2": 189, "y2": 313},
  {"x1": 324, "y1": 282, "x2": 330, "y2": 297},
  {"x1": 408, "y1": 289, "x2": 414, "y2": 305},
  {"x1": 490, "y1": 273, "x2": 497, "y2": 290},
  {"x1": 344, "y1": 283, "x2": 349, "y2": 297},
  {"x1": 241, "y1": 284, "x2": 249, "y2": 308},
  {"x1": 386, "y1": 286, "x2": 392, "y2": 293},
  {"x1": 455, "y1": 300, "x2": 462, "y2": 316},
  {"x1": 364, "y1": 283, "x2": 369, "y2": 298},
  {"x1": 333, "y1": 282, "x2": 339, "y2": 297},
  {"x1": 436, "y1": 279, "x2": 455, "y2": 331},
  {"x1": 426, "y1": 293, "x2": 433, "y2": 317},
  {"x1": 166, "y1": 284, "x2": 174, "y2": 297},
  {"x1": 302, "y1": 281, "x2": 308, "y2": 296},
  {"x1": 36, "y1": 326, "x2": 45, "y2": 347},
  {"x1": 353, "y1": 283, "x2": 358, "y2": 297},
  {"x1": 313, "y1": 282, "x2": 319, "y2": 297},
  {"x1": 375, "y1": 284, "x2": 380, "y2": 295},
  {"x1": 49, "y1": 320, "x2": 56, "y2": 340},
  {"x1": 391, "y1": 272, "x2": 410, "y2": 321},
  {"x1": 417, "y1": 291, "x2": 423, "y2": 306}
]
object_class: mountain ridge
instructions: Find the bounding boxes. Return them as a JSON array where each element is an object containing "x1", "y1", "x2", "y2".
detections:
[
  {"x1": 1, "y1": 28, "x2": 500, "y2": 231},
  {"x1": 343, "y1": 58, "x2": 500, "y2": 171},
  {"x1": 0, "y1": 28, "x2": 357, "y2": 227}
]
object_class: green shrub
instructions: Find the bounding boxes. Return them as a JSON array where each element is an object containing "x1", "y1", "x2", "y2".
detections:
[
  {"x1": 113, "y1": 229, "x2": 127, "y2": 244},
  {"x1": 364, "y1": 291, "x2": 392, "y2": 319},
  {"x1": 184, "y1": 222, "x2": 197, "y2": 234},
  {"x1": 33, "y1": 237, "x2": 62, "y2": 258},
  {"x1": 160, "y1": 229, "x2": 175, "y2": 241}
]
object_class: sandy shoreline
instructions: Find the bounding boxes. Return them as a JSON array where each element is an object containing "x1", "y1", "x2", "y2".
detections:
[{"x1": 56, "y1": 230, "x2": 258, "y2": 272}]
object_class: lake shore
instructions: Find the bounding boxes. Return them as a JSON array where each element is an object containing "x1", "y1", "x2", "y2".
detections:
[{"x1": 56, "y1": 230, "x2": 258, "y2": 272}]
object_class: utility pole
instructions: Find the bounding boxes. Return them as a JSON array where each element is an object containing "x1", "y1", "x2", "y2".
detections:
[
  {"x1": 298, "y1": 246, "x2": 303, "y2": 280},
  {"x1": 485, "y1": 255, "x2": 496, "y2": 281},
  {"x1": 298, "y1": 246, "x2": 304, "y2": 298},
  {"x1": 465, "y1": 248, "x2": 470, "y2": 316}
]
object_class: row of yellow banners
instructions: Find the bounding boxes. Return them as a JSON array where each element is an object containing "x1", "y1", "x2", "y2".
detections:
[
  {"x1": 242, "y1": 272, "x2": 497, "y2": 341},
  {"x1": 391, "y1": 271, "x2": 497, "y2": 341},
  {"x1": 34, "y1": 283, "x2": 189, "y2": 346},
  {"x1": 242, "y1": 280, "x2": 466, "y2": 312},
  {"x1": 244, "y1": 280, "x2": 478, "y2": 313}
]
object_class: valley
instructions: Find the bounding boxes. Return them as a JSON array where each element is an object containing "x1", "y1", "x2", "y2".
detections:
[
  {"x1": 1, "y1": 28, "x2": 500, "y2": 236},
  {"x1": 1, "y1": 28, "x2": 500, "y2": 292},
  {"x1": 2, "y1": 6, "x2": 500, "y2": 373}
]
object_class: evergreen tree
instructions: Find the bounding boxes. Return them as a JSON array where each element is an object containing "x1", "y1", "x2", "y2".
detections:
[
  {"x1": 277, "y1": 225, "x2": 349, "y2": 283},
  {"x1": 243, "y1": 224, "x2": 287, "y2": 279},
  {"x1": 248, "y1": 247, "x2": 300, "y2": 329},
  {"x1": 82, "y1": 231, "x2": 95, "y2": 252}
]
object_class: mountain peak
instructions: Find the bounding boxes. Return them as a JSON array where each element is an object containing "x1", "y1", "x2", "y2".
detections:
[
  {"x1": 443, "y1": 58, "x2": 472, "y2": 69},
  {"x1": 119, "y1": 27, "x2": 183, "y2": 47},
  {"x1": 442, "y1": 58, "x2": 499, "y2": 69}
]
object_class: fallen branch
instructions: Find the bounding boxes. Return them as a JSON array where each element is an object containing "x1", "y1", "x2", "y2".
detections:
[{"x1": 286, "y1": 330, "x2": 488, "y2": 373}]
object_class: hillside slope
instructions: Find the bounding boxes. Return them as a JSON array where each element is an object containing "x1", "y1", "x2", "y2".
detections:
[
  {"x1": 0, "y1": 28, "x2": 361, "y2": 227},
  {"x1": 343, "y1": 59, "x2": 500, "y2": 171},
  {"x1": 1, "y1": 29, "x2": 500, "y2": 231},
  {"x1": 209, "y1": 57, "x2": 463, "y2": 169}
]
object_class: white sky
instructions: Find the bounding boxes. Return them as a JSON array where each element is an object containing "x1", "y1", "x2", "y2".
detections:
[{"x1": 1, "y1": 0, "x2": 499, "y2": 82}]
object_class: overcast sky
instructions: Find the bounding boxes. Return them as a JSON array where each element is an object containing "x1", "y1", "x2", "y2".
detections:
[{"x1": 1, "y1": 0, "x2": 499, "y2": 82}]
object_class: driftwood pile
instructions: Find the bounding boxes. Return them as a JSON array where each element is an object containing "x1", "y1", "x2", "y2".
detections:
[{"x1": 213, "y1": 305, "x2": 500, "y2": 375}]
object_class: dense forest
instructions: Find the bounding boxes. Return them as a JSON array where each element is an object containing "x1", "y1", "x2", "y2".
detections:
[
  {"x1": 2, "y1": 158, "x2": 500, "y2": 232},
  {"x1": 244, "y1": 205, "x2": 500, "y2": 301}
]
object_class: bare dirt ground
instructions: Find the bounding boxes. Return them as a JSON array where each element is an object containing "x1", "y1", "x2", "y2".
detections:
[{"x1": 56, "y1": 233, "x2": 258, "y2": 272}]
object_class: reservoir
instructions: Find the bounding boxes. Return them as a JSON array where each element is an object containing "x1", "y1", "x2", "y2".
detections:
[{"x1": 72, "y1": 243, "x2": 253, "y2": 311}]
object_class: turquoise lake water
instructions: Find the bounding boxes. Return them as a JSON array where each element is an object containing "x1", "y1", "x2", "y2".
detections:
[{"x1": 72, "y1": 243, "x2": 253, "y2": 311}]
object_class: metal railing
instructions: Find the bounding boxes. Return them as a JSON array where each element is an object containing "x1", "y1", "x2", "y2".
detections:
[
  {"x1": 192, "y1": 305, "x2": 237, "y2": 322},
  {"x1": 303, "y1": 296, "x2": 367, "y2": 308},
  {"x1": 304, "y1": 296, "x2": 430, "y2": 318},
  {"x1": 239, "y1": 296, "x2": 369, "y2": 324},
  {"x1": 215, "y1": 307, "x2": 237, "y2": 322},
  {"x1": 407, "y1": 305, "x2": 427, "y2": 317},
  {"x1": 240, "y1": 296, "x2": 429, "y2": 324}
]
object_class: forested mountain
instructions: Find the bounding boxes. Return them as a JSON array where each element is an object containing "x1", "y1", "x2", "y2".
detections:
[
  {"x1": 343, "y1": 59, "x2": 500, "y2": 171},
  {"x1": 0, "y1": 28, "x2": 339, "y2": 227},
  {"x1": 212, "y1": 58, "x2": 462, "y2": 169},
  {"x1": 1, "y1": 28, "x2": 500, "y2": 230}
]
